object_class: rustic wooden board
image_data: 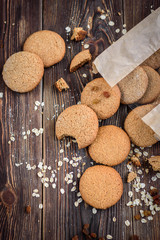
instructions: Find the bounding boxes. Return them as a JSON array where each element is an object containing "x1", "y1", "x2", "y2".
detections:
[{"x1": 0, "y1": 0, "x2": 160, "y2": 240}]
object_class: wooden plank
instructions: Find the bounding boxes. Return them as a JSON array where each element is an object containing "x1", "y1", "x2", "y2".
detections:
[{"x1": 0, "y1": 0, "x2": 43, "y2": 239}]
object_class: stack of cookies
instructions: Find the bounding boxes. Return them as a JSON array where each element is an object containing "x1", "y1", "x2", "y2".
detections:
[{"x1": 2, "y1": 30, "x2": 66, "y2": 93}]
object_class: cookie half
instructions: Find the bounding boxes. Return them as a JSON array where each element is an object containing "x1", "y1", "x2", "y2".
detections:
[
  {"x1": 2, "y1": 51, "x2": 44, "y2": 93},
  {"x1": 118, "y1": 66, "x2": 148, "y2": 104},
  {"x1": 81, "y1": 78, "x2": 121, "y2": 119},
  {"x1": 142, "y1": 49, "x2": 160, "y2": 69},
  {"x1": 138, "y1": 66, "x2": 160, "y2": 104},
  {"x1": 89, "y1": 125, "x2": 130, "y2": 166},
  {"x1": 124, "y1": 105, "x2": 158, "y2": 147},
  {"x1": 79, "y1": 165, "x2": 123, "y2": 209},
  {"x1": 23, "y1": 30, "x2": 66, "y2": 67},
  {"x1": 56, "y1": 104, "x2": 98, "y2": 149}
]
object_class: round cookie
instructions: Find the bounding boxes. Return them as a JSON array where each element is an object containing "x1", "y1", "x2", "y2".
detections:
[
  {"x1": 138, "y1": 66, "x2": 160, "y2": 104},
  {"x1": 89, "y1": 125, "x2": 130, "y2": 166},
  {"x1": 81, "y1": 78, "x2": 121, "y2": 119},
  {"x1": 124, "y1": 104, "x2": 158, "y2": 147},
  {"x1": 23, "y1": 30, "x2": 66, "y2": 67},
  {"x1": 56, "y1": 104, "x2": 98, "y2": 149},
  {"x1": 118, "y1": 66, "x2": 148, "y2": 104},
  {"x1": 2, "y1": 51, "x2": 44, "y2": 93},
  {"x1": 142, "y1": 49, "x2": 160, "y2": 69},
  {"x1": 79, "y1": 165, "x2": 123, "y2": 209}
]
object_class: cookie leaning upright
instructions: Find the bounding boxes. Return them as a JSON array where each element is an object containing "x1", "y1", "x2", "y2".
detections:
[
  {"x1": 23, "y1": 30, "x2": 66, "y2": 67},
  {"x1": 2, "y1": 51, "x2": 44, "y2": 93},
  {"x1": 56, "y1": 104, "x2": 98, "y2": 149},
  {"x1": 124, "y1": 104, "x2": 158, "y2": 147},
  {"x1": 79, "y1": 165, "x2": 123, "y2": 209},
  {"x1": 81, "y1": 78, "x2": 121, "y2": 119},
  {"x1": 89, "y1": 125, "x2": 130, "y2": 166}
]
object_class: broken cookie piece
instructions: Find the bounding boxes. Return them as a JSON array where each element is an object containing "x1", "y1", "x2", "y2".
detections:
[
  {"x1": 131, "y1": 156, "x2": 141, "y2": 167},
  {"x1": 70, "y1": 50, "x2": 92, "y2": 72},
  {"x1": 71, "y1": 27, "x2": 87, "y2": 41},
  {"x1": 127, "y1": 172, "x2": 137, "y2": 183},
  {"x1": 55, "y1": 78, "x2": 69, "y2": 92},
  {"x1": 148, "y1": 156, "x2": 160, "y2": 171}
]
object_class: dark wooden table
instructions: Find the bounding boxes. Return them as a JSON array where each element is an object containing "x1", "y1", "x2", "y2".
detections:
[{"x1": 0, "y1": 0, "x2": 160, "y2": 239}]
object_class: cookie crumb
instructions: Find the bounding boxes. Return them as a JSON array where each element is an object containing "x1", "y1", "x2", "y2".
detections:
[
  {"x1": 127, "y1": 172, "x2": 137, "y2": 183},
  {"x1": 55, "y1": 78, "x2": 69, "y2": 92},
  {"x1": 131, "y1": 156, "x2": 141, "y2": 167},
  {"x1": 25, "y1": 205, "x2": 31, "y2": 214},
  {"x1": 71, "y1": 27, "x2": 87, "y2": 41}
]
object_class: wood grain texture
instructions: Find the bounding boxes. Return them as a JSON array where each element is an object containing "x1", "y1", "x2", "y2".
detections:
[{"x1": 0, "y1": 0, "x2": 160, "y2": 240}]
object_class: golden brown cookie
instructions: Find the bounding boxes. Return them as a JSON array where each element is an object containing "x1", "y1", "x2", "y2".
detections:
[
  {"x1": 71, "y1": 27, "x2": 87, "y2": 41},
  {"x1": 124, "y1": 105, "x2": 158, "y2": 147},
  {"x1": 88, "y1": 125, "x2": 130, "y2": 166},
  {"x1": 56, "y1": 104, "x2": 98, "y2": 149},
  {"x1": 79, "y1": 165, "x2": 123, "y2": 209},
  {"x1": 23, "y1": 30, "x2": 66, "y2": 67},
  {"x1": 81, "y1": 78, "x2": 121, "y2": 119},
  {"x1": 118, "y1": 66, "x2": 148, "y2": 104},
  {"x1": 138, "y1": 66, "x2": 160, "y2": 104},
  {"x1": 2, "y1": 51, "x2": 44, "y2": 93},
  {"x1": 55, "y1": 78, "x2": 69, "y2": 92},
  {"x1": 142, "y1": 49, "x2": 160, "y2": 69},
  {"x1": 70, "y1": 50, "x2": 92, "y2": 72}
]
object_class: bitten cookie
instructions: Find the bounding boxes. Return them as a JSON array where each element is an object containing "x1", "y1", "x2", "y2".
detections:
[
  {"x1": 70, "y1": 50, "x2": 92, "y2": 72},
  {"x1": 138, "y1": 66, "x2": 160, "y2": 104},
  {"x1": 148, "y1": 156, "x2": 160, "y2": 171},
  {"x1": 81, "y1": 78, "x2": 121, "y2": 119},
  {"x1": 124, "y1": 105, "x2": 158, "y2": 147},
  {"x1": 79, "y1": 165, "x2": 123, "y2": 209},
  {"x1": 23, "y1": 30, "x2": 66, "y2": 67},
  {"x1": 118, "y1": 66, "x2": 148, "y2": 104},
  {"x1": 56, "y1": 104, "x2": 98, "y2": 149},
  {"x1": 142, "y1": 49, "x2": 160, "y2": 69},
  {"x1": 89, "y1": 125, "x2": 130, "y2": 166},
  {"x1": 2, "y1": 51, "x2": 44, "y2": 93}
]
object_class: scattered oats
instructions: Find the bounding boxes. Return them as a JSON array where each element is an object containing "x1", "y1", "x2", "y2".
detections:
[
  {"x1": 74, "y1": 201, "x2": 79, "y2": 207},
  {"x1": 125, "y1": 220, "x2": 130, "y2": 226},
  {"x1": 34, "y1": 106, "x2": 38, "y2": 111},
  {"x1": 78, "y1": 198, "x2": 83, "y2": 203},
  {"x1": 65, "y1": 26, "x2": 71, "y2": 33},
  {"x1": 156, "y1": 172, "x2": 160, "y2": 178},
  {"x1": 77, "y1": 192, "x2": 81, "y2": 197},
  {"x1": 44, "y1": 183, "x2": 49, "y2": 188},
  {"x1": 72, "y1": 139, "x2": 77, "y2": 143},
  {"x1": 127, "y1": 164, "x2": 132, "y2": 171},
  {"x1": 92, "y1": 208, "x2": 97, "y2": 214},
  {"x1": 77, "y1": 101, "x2": 81, "y2": 105},
  {"x1": 33, "y1": 189, "x2": 38, "y2": 193},
  {"x1": 100, "y1": 14, "x2": 106, "y2": 20},
  {"x1": 32, "y1": 193, "x2": 36, "y2": 197},
  {"x1": 151, "y1": 210, "x2": 156, "y2": 215},
  {"x1": 15, "y1": 163, "x2": 23, "y2": 167},
  {"x1": 37, "y1": 172, "x2": 43, "y2": 178},
  {"x1": 123, "y1": 24, "x2": 126, "y2": 27},
  {"x1": 39, "y1": 204, "x2": 43, "y2": 209},
  {"x1": 128, "y1": 191, "x2": 133, "y2": 197},
  {"x1": 58, "y1": 161, "x2": 63, "y2": 167},
  {"x1": 140, "y1": 210, "x2": 144, "y2": 217},
  {"x1": 115, "y1": 28, "x2": 120, "y2": 33},
  {"x1": 27, "y1": 130, "x2": 30, "y2": 135},
  {"x1": 138, "y1": 170, "x2": 143, "y2": 175},
  {"x1": 141, "y1": 218, "x2": 147, "y2": 223},
  {"x1": 43, "y1": 165, "x2": 47, "y2": 170},
  {"x1": 77, "y1": 173, "x2": 81, "y2": 178},
  {"x1": 12, "y1": 23, "x2": 15, "y2": 26},
  {"x1": 41, "y1": 102, "x2": 44, "y2": 107},
  {"x1": 23, "y1": 135, "x2": 27, "y2": 140},
  {"x1": 32, "y1": 165, "x2": 36, "y2": 170},
  {"x1": 126, "y1": 201, "x2": 133, "y2": 206},
  {"x1": 140, "y1": 183, "x2": 145, "y2": 189},
  {"x1": 71, "y1": 186, "x2": 76, "y2": 192},
  {"x1": 26, "y1": 164, "x2": 32, "y2": 170},
  {"x1": 143, "y1": 151, "x2": 148, "y2": 157},
  {"x1": 108, "y1": 20, "x2": 114, "y2": 26},
  {"x1": 35, "y1": 101, "x2": 41, "y2": 106},
  {"x1": 60, "y1": 149, "x2": 64, "y2": 153},
  {"x1": 60, "y1": 188, "x2": 65, "y2": 194},
  {"x1": 50, "y1": 177, "x2": 54, "y2": 183},
  {"x1": 84, "y1": 43, "x2": 89, "y2": 49},
  {"x1": 10, "y1": 136, "x2": 15, "y2": 142},
  {"x1": 134, "y1": 148, "x2": 139, "y2": 153},
  {"x1": 113, "y1": 217, "x2": 117, "y2": 222},
  {"x1": 70, "y1": 160, "x2": 73, "y2": 164},
  {"x1": 106, "y1": 235, "x2": 113, "y2": 239},
  {"x1": 22, "y1": 131, "x2": 26, "y2": 136},
  {"x1": 82, "y1": 73, "x2": 87, "y2": 78},
  {"x1": 66, "y1": 142, "x2": 70, "y2": 148},
  {"x1": 36, "y1": 193, "x2": 40, "y2": 198},
  {"x1": 48, "y1": 166, "x2": 51, "y2": 170},
  {"x1": 38, "y1": 162, "x2": 43, "y2": 169},
  {"x1": 148, "y1": 216, "x2": 153, "y2": 221},
  {"x1": 39, "y1": 128, "x2": 44, "y2": 134},
  {"x1": 8, "y1": 140, "x2": 11, "y2": 144},
  {"x1": 151, "y1": 176, "x2": 157, "y2": 182},
  {"x1": 52, "y1": 183, "x2": 56, "y2": 189},
  {"x1": 140, "y1": 147, "x2": 144, "y2": 150},
  {"x1": 73, "y1": 181, "x2": 76, "y2": 186},
  {"x1": 63, "y1": 157, "x2": 69, "y2": 162},
  {"x1": 145, "y1": 169, "x2": 149, "y2": 174},
  {"x1": 4, "y1": 21, "x2": 6, "y2": 24}
]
